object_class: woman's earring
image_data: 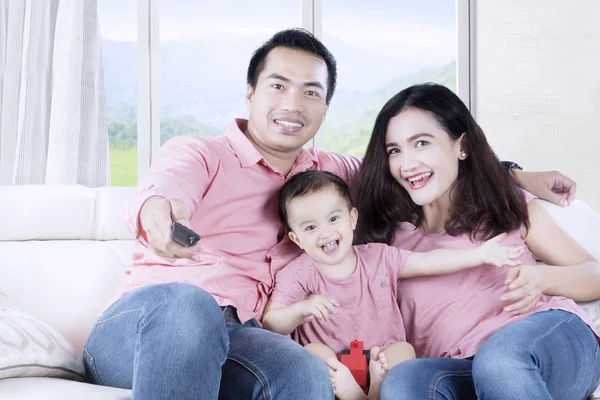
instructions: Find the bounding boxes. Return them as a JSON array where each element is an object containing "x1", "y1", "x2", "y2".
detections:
[{"x1": 460, "y1": 152, "x2": 467, "y2": 159}]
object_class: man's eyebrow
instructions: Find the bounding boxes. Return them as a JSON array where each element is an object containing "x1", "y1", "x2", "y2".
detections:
[
  {"x1": 266, "y1": 73, "x2": 324, "y2": 91},
  {"x1": 386, "y1": 133, "x2": 435, "y2": 147},
  {"x1": 266, "y1": 73, "x2": 290, "y2": 82}
]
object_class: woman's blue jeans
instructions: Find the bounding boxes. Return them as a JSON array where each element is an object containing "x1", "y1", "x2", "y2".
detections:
[
  {"x1": 83, "y1": 283, "x2": 333, "y2": 399},
  {"x1": 380, "y1": 310, "x2": 600, "y2": 400}
]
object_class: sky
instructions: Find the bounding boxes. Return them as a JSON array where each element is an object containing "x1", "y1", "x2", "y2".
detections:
[
  {"x1": 98, "y1": 0, "x2": 457, "y2": 91},
  {"x1": 99, "y1": 0, "x2": 456, "y2": 47}
]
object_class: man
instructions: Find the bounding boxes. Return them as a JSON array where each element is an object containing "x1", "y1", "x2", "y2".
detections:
[{"x1": 84, "y1": 29, "x2": 576, "y2": 399}]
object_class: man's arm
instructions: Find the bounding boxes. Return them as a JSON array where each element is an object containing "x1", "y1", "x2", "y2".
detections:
[
  {"x1": 401, "y1": 234, "x2": 524, "y2": 278},
  {"x1": 126, "y1": 136, "x2": 214, "y2": 258},
  {"x1": 503, "y1": 162, "x2": 577, "y2": 207}
]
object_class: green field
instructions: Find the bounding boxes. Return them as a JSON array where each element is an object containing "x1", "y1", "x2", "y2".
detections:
[{"x1": 110, "y1": 147, "x2": 138, "y2": 186}]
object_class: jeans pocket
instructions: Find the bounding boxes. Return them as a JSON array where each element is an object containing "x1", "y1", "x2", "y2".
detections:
[{"x1": 83, "y1": 347, "x2": 105, "y2": 385}]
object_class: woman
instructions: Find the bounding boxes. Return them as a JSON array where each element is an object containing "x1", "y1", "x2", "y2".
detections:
[{"x1": 353, "y1": 83, "x2": 600, "y2": 400}]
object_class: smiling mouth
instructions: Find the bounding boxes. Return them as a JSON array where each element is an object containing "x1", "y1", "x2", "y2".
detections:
[
  {"x1": 406, "y1": 172, "x2": 433, "y2": 189},
  {"x1": 274, "y1": 119, "x2": 304, "y2": 129},
  {"x1": 321, "y1": 240, "x2": 340, "y2": 255}
]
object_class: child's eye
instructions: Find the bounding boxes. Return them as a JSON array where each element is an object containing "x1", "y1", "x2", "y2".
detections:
[
  {"x1": 305, "y1": 225, "x2": 316, "y2": 232},
  {"x1": 329, "y1": 216, "x2": 339, "y2": 223},
  {"x1": 272, "y1": 84, "x2": 284, "y2": 90}
]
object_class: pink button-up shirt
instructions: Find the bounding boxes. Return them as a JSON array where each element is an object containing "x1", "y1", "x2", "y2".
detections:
[{"x1": 116, "y1": 119, "x2": 360, "y2": 323}]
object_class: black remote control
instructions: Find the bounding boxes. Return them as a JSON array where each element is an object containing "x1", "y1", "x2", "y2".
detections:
[{"x1": 171, "y1": 222, "x2": 201, "y2": 247}]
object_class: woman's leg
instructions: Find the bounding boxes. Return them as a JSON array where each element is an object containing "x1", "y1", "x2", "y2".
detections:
[
  {"x1": 473, "y1": 309, "x2": 600, "y2": 400},
  {"x1": 379, "y1": 357, "x2": 476, "y2": 400}
]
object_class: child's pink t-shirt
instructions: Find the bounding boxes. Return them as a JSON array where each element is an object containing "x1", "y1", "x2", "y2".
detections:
[
  {"x1": 270, "y1": 243, "x2": 410, "y2": 354},
  {"x1": 393, "y1": 191, "x2": 597, "y2": 359}
]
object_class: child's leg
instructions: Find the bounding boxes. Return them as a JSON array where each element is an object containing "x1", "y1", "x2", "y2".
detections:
[
  {"x1": 368, "y1": 342, "x2": 415, "y2": 400},
  {"x1": 304, "y1": 343, "x2": 368, "y2": 400},
  {"x1": 382, "y1": 341, "x2": 416, "y2": 369},
  {"x1": 304, "y1": 343, "x2": 337, "y2": 362}
]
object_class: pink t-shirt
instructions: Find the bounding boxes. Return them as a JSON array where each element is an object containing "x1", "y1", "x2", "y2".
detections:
[
  {"x1": 270, "y1": 243, "x2": 410, "y2": 354},
  {"x1": 115, "y1": 119, "x2": 360, "y2": 323},
  {"x1": 393, "y1": 191, "x2": 596, "y2": 359}
]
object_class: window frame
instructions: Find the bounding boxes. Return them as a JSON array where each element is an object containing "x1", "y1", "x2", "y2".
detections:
[{"x1": 135, "y1": 0, "x2": 473, "y2": 179}]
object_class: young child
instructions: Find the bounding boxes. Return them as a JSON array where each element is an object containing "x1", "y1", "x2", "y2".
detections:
[{"x1": 262, "y1": 170, "x2": 524, "y2": 400}]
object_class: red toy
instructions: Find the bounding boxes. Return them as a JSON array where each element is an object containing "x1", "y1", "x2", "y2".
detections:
[{"x1": 340, "y1": 340, "x2": 368, "y2": 390}]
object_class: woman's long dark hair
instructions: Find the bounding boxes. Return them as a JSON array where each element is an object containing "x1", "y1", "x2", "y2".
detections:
[{"x1": 353, "y1": 83, "x2": 528, "y2": 245}]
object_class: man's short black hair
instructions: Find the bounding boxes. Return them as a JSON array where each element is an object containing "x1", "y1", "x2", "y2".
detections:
[
  {"x1": 247, "y1": 28, "x2": 337, "y2": 104},
  {"x1": 278, "y1": 170, "x2": 352, "y2": 231}
]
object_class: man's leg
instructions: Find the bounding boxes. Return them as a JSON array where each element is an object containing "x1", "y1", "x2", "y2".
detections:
[
  {"x1": 472, "y1": 309, "x2": 600, "y2": 400},
  {"x1": 219, "y1": 318, "x2": 334, "y2": 400},
  {"x1": 84, "y1": 283, "x2": 228, "y2": 399},
  {"x1": 379, "y1": 357, "x2": 476, "y2": 400}
]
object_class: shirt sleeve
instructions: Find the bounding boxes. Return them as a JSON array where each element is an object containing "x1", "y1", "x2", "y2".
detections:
[
  {"x1": 270, "y1": 257, "x2": 312, "y2": 305},
  {"x1": 315, "y1": 150, "x2": 362, "y2": 186},
  {"x1": 125, "y1": 136, "x2": 216, "y2": 240},
  {"x1": 519, "y1": 188, "x2": 537, "y2": 203},
  {"x1": 383, "y1": 244, "x2": 412, "y2": 283}
]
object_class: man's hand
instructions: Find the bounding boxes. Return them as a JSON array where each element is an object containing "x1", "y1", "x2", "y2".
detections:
[
  {"x1": 500, "y1": 265, "x2": 544, "y2": 314},
  {"x1": 512, "y1": 170, "x2": 576, "y2": 207},
  {"x1": 139, "y1": 196, "x2": 203, "y2": 260},
  {"x1": 299, "y1": 294, "x2": 339, "y2": 323},
  {"x1": 477, "y1": 233, "x2": 524, "y2": 267}
]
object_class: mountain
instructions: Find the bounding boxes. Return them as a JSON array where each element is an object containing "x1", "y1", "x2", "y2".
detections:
[{"x1": 101, "y1": 37, "x2": 456, "y2": 154}]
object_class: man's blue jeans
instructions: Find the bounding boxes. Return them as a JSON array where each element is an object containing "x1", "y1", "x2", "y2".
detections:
[
  {"x1": 83, "y1": 283, "x2": 333, "y2": 399},
  {"x1": 380, "y1": 310, "x2": 600, "y2": 400}
]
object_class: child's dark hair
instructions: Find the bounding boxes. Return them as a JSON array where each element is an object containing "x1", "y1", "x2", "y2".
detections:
[{"x1": 279, "y1": 170, "x2": 352, "y2": 230}]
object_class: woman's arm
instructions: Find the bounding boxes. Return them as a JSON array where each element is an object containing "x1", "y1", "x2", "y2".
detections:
[{"x1": 524, "y1": 199, "x2": 600, "y2": 301}]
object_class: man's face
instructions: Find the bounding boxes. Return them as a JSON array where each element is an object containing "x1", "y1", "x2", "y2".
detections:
[{"x1": 245, "y1": 47, "x2": 329, "y2": 156}]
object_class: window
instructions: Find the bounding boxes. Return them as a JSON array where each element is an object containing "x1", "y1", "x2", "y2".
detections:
[
  {"x1": 159, "y1": 1, "x2": 302, "y2": 145},
  {"x1": 98, "y1": 0, "x2": 466, "y2": 184},
  {"x1": 99, "y1": 0, "x2": 138, "y2": 186},
  {"x1": 318, "y1": 0, "x2": 458, "y2": 158}
]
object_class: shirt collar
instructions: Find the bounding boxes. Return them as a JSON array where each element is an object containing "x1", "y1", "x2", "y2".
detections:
[
  {"x1": 224, "y1": 119, "x2": 264, "y2": 168},
  {"x1": 224, "y1": 118, "x2": 318, "y2": 169}
]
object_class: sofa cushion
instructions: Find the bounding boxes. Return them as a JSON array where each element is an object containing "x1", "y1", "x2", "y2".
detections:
[
  {"x1": 0, "y1": 377, "x2": 131, "y2": 399},
  {"x1": 0, "y1": 292, "x2": 85, "y2": 380},
  {"x1": 0, "y1": 240, "x2": 132, "y2": 354}
]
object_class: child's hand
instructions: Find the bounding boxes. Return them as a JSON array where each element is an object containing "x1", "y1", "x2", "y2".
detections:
[
  {"x1": 299, "y1": 294, "x2": 339, "y2": 323},
  {"x1": 478, "y1": 233, "x2": 525, "y2": 267}
]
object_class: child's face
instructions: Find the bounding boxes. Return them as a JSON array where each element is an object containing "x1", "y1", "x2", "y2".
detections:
[{"x1": 286, "y1": 186, "x2": 358, "y2": 267}]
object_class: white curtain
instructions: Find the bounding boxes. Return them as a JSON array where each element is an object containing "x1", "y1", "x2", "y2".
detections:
[{"x1": 0, "y1": 0, "x2": 109, "y2": 186}]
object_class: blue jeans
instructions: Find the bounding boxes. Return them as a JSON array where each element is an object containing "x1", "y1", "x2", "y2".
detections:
[
  {"x1": 83, "y1": 283, "x2": 333, "y2": 400},
  {"x1": 380, "y1": 310, "x2": 600, "y2": 400}
]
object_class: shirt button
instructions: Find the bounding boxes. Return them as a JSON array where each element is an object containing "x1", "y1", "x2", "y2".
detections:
[
  {"x1": 125, "y1": 270, "x2": 131, "y2": 275},
  {"x1": 380, "y1": 281, "x2": 388, "y2": 288}
]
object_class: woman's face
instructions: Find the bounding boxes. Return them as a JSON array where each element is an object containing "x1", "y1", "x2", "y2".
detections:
[{"x1": 385, "y1": 108, "x2": 464, "y2": 207}]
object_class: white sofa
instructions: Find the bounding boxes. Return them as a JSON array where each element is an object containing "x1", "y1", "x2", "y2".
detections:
[{"x1": 0, "y1": 185, "x2": 599, "y2": 399}]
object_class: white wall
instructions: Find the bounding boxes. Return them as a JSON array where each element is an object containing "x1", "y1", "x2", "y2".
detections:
[{"x1": 473, "y1": 0, "x2": 600, "y2": 213}]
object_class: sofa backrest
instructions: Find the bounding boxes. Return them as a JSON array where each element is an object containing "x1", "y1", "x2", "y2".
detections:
[
  {"x1": 1, "y1": 185, "x2": 599, "y2": 355},
  {"x1": 0, "y1": 185, "x2": 136, "y2": 353}
]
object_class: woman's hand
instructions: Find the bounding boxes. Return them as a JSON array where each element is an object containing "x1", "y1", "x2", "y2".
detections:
[{"x1": 500, "y1": 265, "x2": 545, "y2": 314}]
